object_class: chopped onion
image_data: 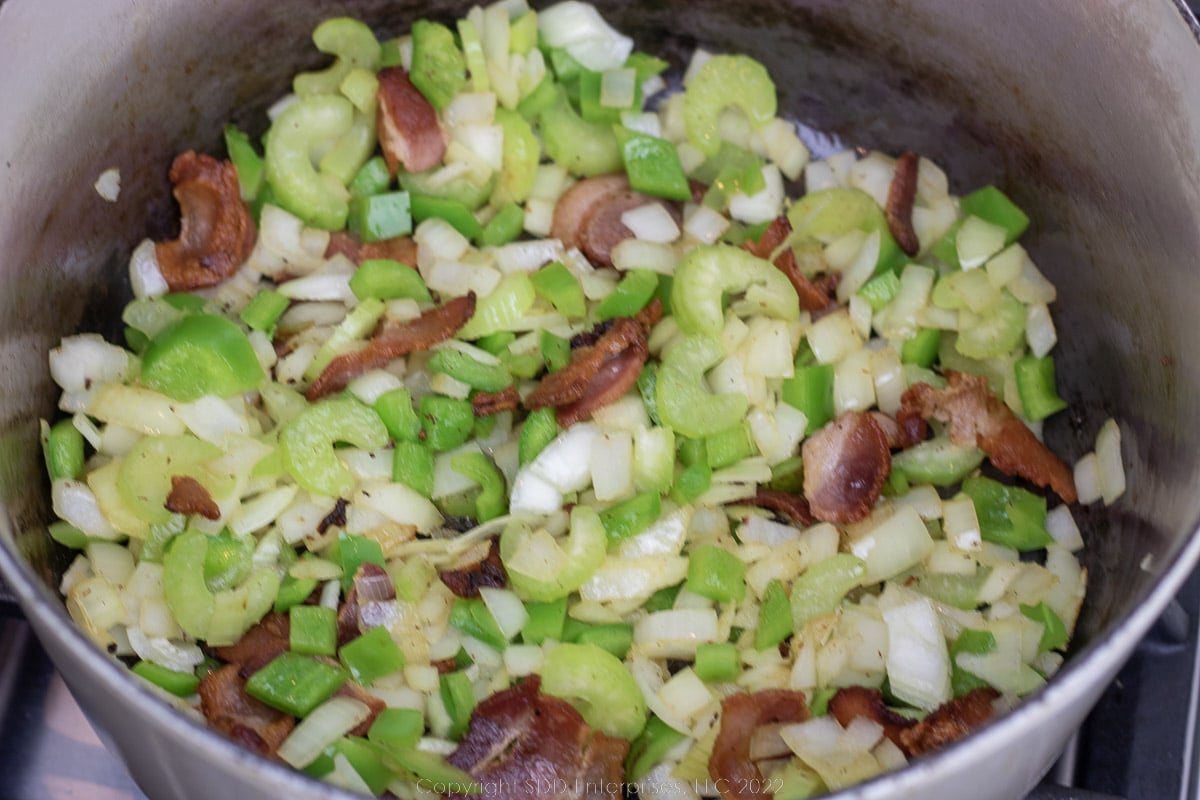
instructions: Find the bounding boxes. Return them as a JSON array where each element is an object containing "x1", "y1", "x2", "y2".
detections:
[
  {"x1": 600, "y1": 67, "x2": 637, "y2": 109},
  {"x1": 1045, "y1": 505, "x2": 1085, "y2": 551},
  {"x1": 444, "y1": 91, "x2": 497, "y2": 127},
  {"x1": 807, "y1": 309, "x2": 863, "y2": 364},
  {"x1": 129, "y1": 239, "x2": 168, "y2": 298},
  {"x1": 494, "y1": 238, "x2": 562, "y2": 272},
  {"x1": 620, "y1": 203, "x2": 681, "y2": 244},
  {"x1": 580, "y1": 554, "x2": 689, "y2": 604},
  {"x1": 657, "y1": 667, "x2": 713, "y2": 723},
  {"x1": 729, "y1": 164, "x2": 785, "y2": 225},
  {"x1": 633, "y1": 608, "x2": 719, "y2": 658},
  {"x1": 52, "y1": 479, "x2": 117, "y2": 540},
  {"x1": 278, "y1": 697, "x2": 372, "y2": 768},
  {"x1": 1025, "y1": 303, "x2": 1057, "y2": 358},
  {"x1": 848, "y1": 152, "x2": 895, "y2": 209},
  {"x1": 537, "y1": 1, "x2": 633, "y2": 71},
  {"x1": 479, "y1": 586, "x2": 528, "y2": 640},
  {"x1": 1095, "y1": 418, "x2": 1126, "y2": 505},
  {"x1": 849, "y1": 506, "x2": 934, "y2": 584},
  {"x1": 346, "y1": 369, "x2": 405, "y2": 406},
  {"x1": 683, "y1": 205, "x2": 730, "y2": 245},
  {"x1": 1073, "y1": 451, "x2": 1102, "y2": 505},
  {"x1": 880, "y1": 592, "x2": 951, "y2": 711},
  {"x1": 834, "y1": 349, "x2": 876, "y2": 414},
  {"x1": 353, "y1": 480, "x2": 443, "y2": 533},
  {"x1": 126, "y1": 627, "x2": 204, "y2": 673},
  {"x1": 620, "y1": 110, "x2": 662, "y2": 138}
]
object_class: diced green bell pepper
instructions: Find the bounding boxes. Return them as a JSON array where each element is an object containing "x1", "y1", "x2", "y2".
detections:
[
  {"x1": 290, "y1": 605, "x2": 338, "y2": 656},
  {"x1": 960, "y1": 185, "x2": 1030, "y2": 244},
  {"x1": 350, "y1": 259, "x2": 431, "y2": 303},
  {"x1": 240, "y1": 289, "x2": 290, "y2": 333},
  {"x1": 518, "y1": 407, "x2": 560, "y2": 466},
  {"x1": 599, "y1": 491, "x2": 662, "y2": 544},
  {"x1": 687, "y1": 544, "x2": 746, "y2": 602},
  {"x1": 705, "y1": 422, "x2": 756, "y2": 469},
  {"x1": 224, "y1": 124, "x2": 265, "y2": 202},
  {"x1": 348, "y1": 155, "x2": 391, "y2": 199},
  {"x1": 781, "y1": 363, "x2": 835, "y2": 435},
  {"x1": 409, "y1": 20, "x2": 466, "y2": 110},
  {"x1": 1021, "y1": 601, "x2": 1069, "y2": 652},
  {"x1": 132, "y1": 661, "x2": 201, "y2": 697},
  {"x1": 901, "y1": 327, "x2": 942, "y2": 367},
  {"x1": 340, "y1": 625, "x2": 406, "y2": 685},
  {"x1": 960, "y1": 476, "x2": 1054, "y2": 551},
  {"x1": 368, "y1": 707, "x2": 424, "y2": 750},
  {"x1": 374, "y1": 387, "x2": 422, "y2": 442},
  {"x1": 755, "y1": 578, "x2": 793, "y2": 650},
  {"x1": 478, "y1": 202, "x2": 525, "y2": 247},
  {"x1": 694, "y1": 642, "x2": 740, "y2": 682},
  {"x1": 596, "y1": 269, "x2": 659, "y2": 321},
  {"x1": 530, "y1": 261, "x2": 586, "y2": 318},
  {"x1": 427, "y1": 349, "x2": 512, "y2": 392},
  {"x1": 140, "y1": 313, "x2": 265, "y2": 401},
  {"x1": 245, "y1": 652, "x2": 348, "y2": 717},
  {"x1": 393, "y1": 439, "x2": 435, "y2": 497},
  {"x1": 1014, "y1": 354, "x2": 1068, "y2": 422},
  {"x1": 350, "y1": 190, "x2": 413, "y2": 243},
  {"x1": 44, "y1": 418, "x2": 84, "y2": 480},
  {"x1": 520, "y1": 598, "x2": 568, "y2": 644},
  {"x1": 626, "y1": 715, "x2": 688, "y2": 782},
  {"x1": 419, "y1": 395, "x2": 475, "y2": 451}
]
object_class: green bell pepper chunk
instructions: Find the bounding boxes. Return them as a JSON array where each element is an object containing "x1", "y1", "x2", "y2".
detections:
[
  {"x1": 901, "y1": 327, "x2": 942, "y2": 367},
  {"x1": 626, "y1": 715, "x2": 688, "y2": 782},
  {"x1": 541, "y1": 643, "x2": 648, "y2": 740},
  {"x1": 290, "y1": 605, "x2": 338, "y2": 656},
  {"x1": 350, "y1": 258, "x2": 430, "y2": 303},
  {"x1": 705, "y1": 422, "x2": 756, "y2": 469},
  {"x1": 891, "y1": 436, "x2": 986, "y2": 486},
  {"x1": 684, "y1": 54, "x2": 776, "y2": 156},
  {"x1": 44, "y1": 418, "x2": 84, "y2": 480},
  {"x1": 294, "y1": 17, "x2": 381, "y2": 97},
  {"x1": 450, "y1": 451, "x2": 508, "y2": 522},
  {"x1": 671, "y1": 462, "x2": 712, "y2": 504},
  {"x1": 140, "y1": 313, "x2": 265, "y2": 401},
  {"x1": 409, "y1": 19, "x2": 466, "y2": 110},
  {"x1": 539, "y1": 85, "x2": 623, "y2": 177},
  {"x1": 240, "y1": 289, "x2": 290, "y2": 333},
  {"x1": 340, "y1": 625, "x2": 406, "y2": 686},
  {"x1": 427, "y1": 349, "x2": 512, "y2": 392},
  {"x1": 380, "y1": 745, "x2": 481, "y2": 793},
  {"x1": 520, "y1": 598, "x2": 568, "y2": 644},
  {"x1": 540, "y1": 329, "x2": 571, "y2": 373},
  {"x1": 410, "y1": 193, "x2": 482, "y2": 240},
  {"x1": 790, "y1": 553, "x2": 867, "y2": 629},
  {"x1": 440, "y1": 670, "x2": 477, "y2": 740},
  {"x1": 393, "y1": 439, "x2": 435, "y2": 497},
  {"x1": 223, "y1": 124, "x2": 265, "y2": 202},
  {"x1": 755, "y1": 578, "x2": 794, "y2": 650},
  {"x1": 858, "y1": 270, "x2": 901, "y2": 311},
  {"x1": 616, "y1": 129, "x2": 693, "y2": 202},
  {"x1": 950, "y1": 628, "x2": 996, "y2": 696},
  {"x1": 280, "y1": 396, "x2": 389, "y2": 497},
  {"x1": 265, "y1": 95, "x2": 355, "y2": 230},
  {"x1": 596, "y1": 269, "x2": 659, "y2": 321},
  {"x1": 636, "y1": 362, "x2": 661, "y2": 425},
  {"x1": 368, "y1": 707, "x2": 424, "y2": 750},
  {"x1": 334, "y1": 737, "x2": 392, "y2": 796},
  {"x1": 656, "y1": 334, "x2": 747, "y2": 438},
  {"x1": 493, "y1": 108, "x2": 540, "y2": 205},
  {"x1": 671, "y1": 244, "x2": 799, "y2": 336},
  {"x1": 781, "y1": 363, "x2": 835, "y2": 435},
  {"x1": 348, "y1": 155, "x2": 391, "y2": 199},
  {"x1": 274, "y1": 571, "x2": 319, "y2": 613},
  {"x1": 960, "y1": 476, "x2": 1054, "y2": 551},
  {"x1": 1014, "y1": 354, "x2": 1068, "y2": 422},
  {"x1": 132, "y1": 661, "x2": 201, "y2": 697},
  {"x1": 518, "y1": 407, "x2": 560, "y2": 466},
  {"x1": 687, "y1": 544, "x2": 747, "y2": 602},
  {"x1": 478, "y1": 202, "x2": 526, "y2": 247},
  {"x1": 530, "y1": 261, "x2": 586, "y2": 318},
  {"x1": 350, "y1": 190, "x2": 413, "y2": 243},
  {"x1": 1021, "y1": 601, "x2": 1069, "y2": 652},
  {"x1": 599, "y1": 491, "x2": 662, "y2": 544},
  {"x1": 374, "y1": 387, "x2": 422, "y2": 442},
  {"x1": 574, "y1": 623, "x2": 634, "y2": 659},
  {"x1": 694, "y1": 642, "x2": 740, "y2": 682},
  {"x1": 48, "y1": 521, "x2": 89, "y2": 550},
  {"x1": 768, "y1": 455, "x2": 804, "y2": 495},
  {"x1": 960, "y1": 185, "x2": 1030, "y2": 244},
  {"x1": 625, "y1": 51, "x2": 669, "y2": 82},
  {"x1": 500, "y1": 507, "x2": 607, "y2": 602},
  {"x1": 245, "y1": 652, "x2": 348, "y2": 717},
  {"x1": 335, "y1": 532, "x2": 387, "y2": 591},
  {"x1": 644, "y1": 582, "x2": 683, "y2": 613},
  {"x1": 419, "y1": 395, "x2": 475, "y2": 451}
]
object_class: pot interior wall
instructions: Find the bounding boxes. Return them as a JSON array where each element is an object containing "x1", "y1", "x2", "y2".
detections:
[{"x1": 3, "y1": 0, "x2": 1200, "y2": 735}]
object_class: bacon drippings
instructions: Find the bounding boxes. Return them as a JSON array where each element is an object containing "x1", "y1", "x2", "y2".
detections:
[
  {"x1": 743, "y1": 488, "x2": 815, "y2": 527},
  {"x1": 155, "y1": 151, "x2": 256, "y2": 291},
  {"x1": 306, "y1": 293, "x2": 476, "y2": 400},
  {"x1": 325, "y1": 231, "x2": 418, "y2": 266},
  {"x1": 801, "y1": 411, "x2": 891, "y2": 523},
  {"x1": 885, "y1": 152, "x2": 921, "y2": 257},
  {"x1": 741, "y1": 216, "x2": 836, "y2": 313},
  {"x1": 164, "y1": 475, "x2": 221, "y2": 520},
  {"x1": 440, "y1": 538, "x2": 508, "y2": 598},
  {"x1": 211, "y1": 612, "x2": 290, "y2": 678},
  {"x1": 376, "y1": 67, "x2": 445, "y2": 174},
  {"x1": 472, "y1": 386, "x2": 521, "y2": 416},
  {"x1": 447, "y1": 676, "x2": 628, "y2": 800},
  {"x1": 828, "y1": 686, "x2": 1000, "y2": 758},
  {"x1": 524, "y1": 299, "x2": 661, "y2": 427},
  {"x1": 899, "y1": 371, "x2": 1077, "y2": 503},
  {"x1": 709, "y1": 690, "x2": 809, "y2": 800},
  {"x1": 198, "y1": 665, "x2": 296, "y2": 759}
]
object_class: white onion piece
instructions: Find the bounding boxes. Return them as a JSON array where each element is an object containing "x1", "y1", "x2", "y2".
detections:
[
  {"x1": 1045, "y1": 505, "x2": 1085, "y2": 551},
  {"x1": 353, "y1": 480, "x2": 443, "y2": 533},
  {"x1": 620, "y1": 203, "x2": 681, "y2": 243},
  {"x1": 49, "y1": 334, "x2": 132, "y2": 395},
  {"x1": 880, "y1": 593, "x2": 951, "y2": 711},
  {"x1": 52, "y1": 479, "x2": 117, "y2": 540},
  {"x1": 729, "y1": 164, "x2": 784, "y2": 225},
  {"x1": 1095, "y1": 418, "x2": 1126, "y2": 505},
  {"x1": 126, "y1": 627, "x2": 203, "y2": 674},
  {"x1": 600, "y1": 67, "x2": 637, "y2": 108},
  {"x1": 1025, "y1": 303, "x2": 1057, "y2": 358},
  {"x1": 347, "y1": 369, "x2": 405, "y2": 406},
  {"x1": 129, "y1": 239, "x2": 168, "y2": 298},
  {"x1": 1073, "y1": 451, "x2": 1102, "y2": 505},
  {"x1": 279, "y1": 697, "x2": 372, "y2": 768},
  {"x1": 479, "y1": 586, "x2": 528, "y2": 640},
  {"x1": 633, "y1": 608, "x2": 719, "y2": 658},
  {"x1": 537, "y1": 1, "x2": 633, "y2": 71},
  {"x1": 445, "y1": 91, "x2": 496, "y2": 126}
]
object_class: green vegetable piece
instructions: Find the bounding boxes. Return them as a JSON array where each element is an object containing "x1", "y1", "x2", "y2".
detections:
[
  {"x1": 457, "y1": 271, "x2": 537, "y2": 340},
  {"x1": 539, "y1": 85, "x2": 623, "y2": 177},
  {"x1": 450, "y1": 451, "x2": 508, "y2": 522},
  {"x1": 687, "y1": 544, "x2": 746, "y2": 602},
  {"x1": 379, "y1": 746, "x2": 481, "y2": 793},
  {"x1": 161, "y1": 292, "x2": 206, "y2": 312},
  {"x1": 960, "y1": 185, "x2": 1030, "y2": 244},
  {"x1": 449, "y1": 597, "x2": 509, "y2": 650},
  {"x1": 521, "y1": 598, "x2": 568, "y2": 644},
  {"x1": 440, "y1": 670, "x2": 477, "y2": 740},
  {"x1": 500, "y1": 507, "x2": 607, "y2": 602},
  {"x1": 478, "y1": 202, "x2": 526, "y2": 247},
  {"x1": 705, "y1": 422, "x2": 755, "y2": 469},
  {"x1": 636, "y1": 362, "x2": 661, "y2": 425},
  {"x1": 333, "y1": 737, "x2": 392, "y2": 796},
  {"x1": 900, "y1": 327, "x2": 941, "y2": 367},
  {"x1": 240, "y1": 289, "x2": 290, "y2": 334},
  {"x1": 695, "y1": 143, "x2": 766, "y2": 210},
  {"x1": 393, "y1": 440, "x2": 435, "y2": 497},
  {"x1": 313, "y1": 110, "x2": 374, "y2": 188},
  {"x1": 540, "y1": 329, "x2": 571, "y2": 373},
  {"x1": 599, "y1": 491, "x2": 662, "y2": 544},
  {"x1": 1014, "y1": 354, "x2": 1068, "y2": 422},
  {"x1": 304, "y1": 297, "x2": 386, "y2": 382},
  {"x1": 456, "y1": 16, "x2": 489, "y2": 93},
  {"x1": 540, "y1": 642, "x2": 648, "y2": 740},
  {"x1": 336, "y1": 532, "x2": 387, "y2": 592},
  {"x1": 118, "y1": 435, "x2": 224, "y2": 525},
  {"x1": 140, "y1": 313, "x2": 264, "y2": 401},
  {"x1": 625, "y1": 51, "x2": 669, "y2": 82},
  {"x1": 409, "y1": 20, "x2": 466, "y2": 110},
  {"x1": 789, "y1": 553, "x2": 867, "y2": 629},
  {"x1": 961, "y1": 476, "x2": 1054, "y2": 551},
  {"x1": 626, "y1": 715, "x2": 688, "y2": 782},
  {"x1": 954, "y1": 291, "x2": 1025, "y2": 359},
  {"x1": 950, "y1": 628, "x2": 996, "y2": 696},
  {"x1": 509, "y1": 10, "x2": 538, "y2": 54},
  {"x1": 280, "y1": 396, "x2": 389, "y2": 497},
  {"x1": 516, "y1": 74, "x2": 560, "y2": 121},
  {"x1": 493, "y1": 108, "x2": 540, "y2": 205},
  {"x1": 350, "y1": 190, "x2": 413, "y2": 243},
  {"x1": 419, "y1": 395, "x2": 475, "y2": 451},
  {"x1": 132, "y1": 661, "x2": 201, "y2": 697},
  {"x1": 48, "y1": 521, "x2": 88, "y2": 549},
  {"x1": 774, "y1": 759, "x2": 824, "y2": 800},
  {"x1": 290, "y1": 605, "x2": 338, "y2": 656},
  {"x1": 786, "y1": 187, "x2": 904, "y2": 275},
  {"x1": 340, "y1": 625, "x2": 406, "y2": 686},
  {"x1": 393, "y1": 556, "x2": 436, "y2": 604},
  {"x1": 672, "y1": 462, "x2": 712, "y2": 504},
  {"x1": 274, "y1": 572, "x2": 319, "y2": 613},
  {"x1": 204, "y1": 530, "x2": 253, "y2": 592},
  {"x1": 475, "y1": 331, "x2": 516, "y2": 355},
  {"x1": 755, "y1": 578, "x2": 794, "y2": 651},
  {"x1": 644, "y1": 582, "x2": 682, "y2": 613},
  {"x1": 657, "y1": 334, "x2": 747, "y2": 438},
  {"x1": 265, "y1": 94, "x2": 355, "y2": 230},
  {"x1": 578, "y1": 69, "x2": 641, "y2": 125},
  {"x1": 294, "y1": 17, "x2": 381, "y2": 95},
  {"x1": 695, "y1": 642, "x2": 740, "y2": 682},
  {"x1": 44, "y1": 418, "x2": 84, "y2": 480},
  {"x1": 349, "y1": 155, "x2": 391, "y2": 199},
  {"x1": 671, "y1": 244, "x2": 799, "y2": 336},
  {"x1": 677, "y1": 436, "x2": 707, "y2": 467},
  {"x1": 245, "y1": 652, "x2": 348, "y2": 717},
  {"x1": 573, "y1": 623, "x2": 635, "y2": 659},
  {"x1": 369, "y1": 707, "x2": 424, "y2": 750},
  {"x1": 530, "y1": 261, "x2": 586, "y2": 318},
  {"x1": 596, "y1": 269, "x2": 658, "y2": 321},
  {"x1": 858, "y1": 271, "x2": 901, "y2": 311},
  {"x1": 684, "y1": 54, "x2": 776, "y2": 156},
  {"x1": 428, "y1": 349, "x2": 512, "y2": 392},
  {"x1": 410, "y1": 193, "x2": 483, "y2": 240},
  {"x1": 374, "y1": 387, "x2": 423, "y2": 442},
  {"x1": 350, "y1": 258, "x2": 432, "y2": 303},
  {"x1": 768, "y1": 456, "x2": 805, "y2": 495},
  {"x1": 399, "y1": 167, "x2": 495, "y2": 211},
  {"x1": 1021, "y1": 601, "x2": 1069, "y2": 652},
  {"x1": 139, "y1": 516, "x2": 185, "y2": 564},
  {"x1": 519, "y1": 407, "x2": 560, "y2": 466},
  {"x1": 891, "y1": 436, "x2": 986, "y2": 486},
  {"x1": 224, "y1": 124, "x2": 265, "y2": 201}
]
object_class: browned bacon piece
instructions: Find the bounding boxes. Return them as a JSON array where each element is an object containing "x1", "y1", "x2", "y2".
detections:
[
  {"x1": 334, "y1": 678, "x2": 388, "y2": 737},
  {"x1": 376, "y1": 67, "x2": 445, "y2": 174},
  {"x1": 447, "y1": 675, "x2": 628, "y2": 800},
  {"x1": 440, "y1": 538, "x2": 508, "y2": 598},
  {"x1": 871, "y1": 410, "x2": 927, "y2": 450},
  {"x1": 524, "y1": 299, "x2": 661, "y2": 427},
  {"x1": 828, "y1": 686, "x2": 917, "y2": 747},
  {"x1": 211, "y1": 612, "x2": 290, "y2": 678},
  {"x1": 198, "y1": 664, "x2": 295, "y2": 759},
  {"x1": 741, "y1": 216, "x2": 836, "y2": 313},
  {"x1": 550, "y1": 174, "x2": 679, "y2": 267},
  {"x1": 885, "y1": 151, "x2": 921, "y2": 257},
  {"x1": 155, "y1": 151, "x2": 256, "y2": 291},
  {"x1": 743, "y1": 488, "x2": 815, "y2": 527},
  {"x1": 306, "y1": 293, "x2": 476, "y2": 400},
  {"x1": 325, "y1": 231, "x2": 418, "y2": 267},
  {"x1": 898, "y1": 688, "x2": 1000, "y2": 757},
  {"x1": 164, "y1": 475, "x2": 221, "y2": 520},
  {"x1": 709, "y1": 689, "x2": 810, "y2": 800},
  {"x1": 472, "y1": 385, "x2": 521, "y2": 416},
  {"x1": 899, "y1": 371, "x2": 1077, "y2": 503},
  {"x1": 801, "y1": 411, "x2": 891, "y2": 524},
  {"x1": 551, "y1": 174, "x2": 630, "y2": 254}
]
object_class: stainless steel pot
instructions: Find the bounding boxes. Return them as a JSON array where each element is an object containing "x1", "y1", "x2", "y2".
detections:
[{"x1": 3, "y1": 1, "x2": 1200, "y2": 798}]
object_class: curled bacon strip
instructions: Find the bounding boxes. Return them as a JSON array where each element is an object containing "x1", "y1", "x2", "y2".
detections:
[
  {"x1": 306, "y1": 293, "x2": 476, "y2": 400},
  {"x1": 447, "y1": 675, "x2": 628, "y2": 800},
  {"x1": 155, "y1": 151, "x2": 256, "y2": 291},
  {"x1": 828, "y1": 685, "x2": 1000, "y2": 758},
  {"x1": 211, "y1": 612, "x2": 290, "y2": 678},
  {"x1": 801, "y1": 411, "x2": 891, "y2": 524},
  {"x1": 743, "y1": 488, "x2": 815, "y2": 527},
  {"x1": 325, "y1": 231, "x2": 418, "y2": 266},
  {"x1": 828, "y1": 686, "x2": 917, "y2": 747},
  {"x1": 472, "y1": 385, "x2": 521, "y2": 416},
  {"x1": 165, "y1": 475, "x2": 221, "y2": 520},
  {"x1": 710, "y1": 689, "x2": 810, "y2": 800},
  {"x1": 376, "y1": 67, "x2": 445, "y2": 174},
  {"x1": 871, "y1": 410, "x2": 927, "y2": 450},
  {"x1": 741, "y1": 216, "x2": 836, "y2": 313},
  {"x1": 198, "y1": 664, "x2": 295, "y2": 760},
  {"x1": 525, "y1": 299, "x2": 661, "y2": 427},
  {"x1": 899, "y1": 371, "x2": 1077, "y2": 503},
  {"x1": 886, "y1": 152, "x2": 921, "y2": 257},
  {"x1": 440, "y1": 538, "x2": 508, "y2": 598}
]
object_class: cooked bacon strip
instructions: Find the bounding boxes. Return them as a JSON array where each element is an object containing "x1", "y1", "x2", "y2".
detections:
[
  {"x1": 211, "y1": 612, "x2": 290, "y2": 678},
  {"x1": 899, "y1": 371, "x2": 1077, "y2": 503},
  {"x1": 886, "y1": 151, "x2": 921, "y2": 257},
  {"x1": 551, "y1": 173, "x2": 630, "y2": 253},
  {"x1": 155, "y1": 151, "x2": 256, "y2": 291},
  {"x1": 828, "y1": 686, "x2": 916, "y2": 748},
  {"x1": 306, "y1": 293, "x2": 476, "y2": 400},
  {"x1": 164, "y1": 475, "x2": 221, "y2": 520},
  {"x1": 871, "y1": 410, "x2": 927, "y2": 450},
  {"x1": 334, "y1": 679, "x2": 387, "y2": 737},
  {"x1": 447, "y1": 675, "x2": 628, "y2": 800},
  {"x1": 198, "y1": 664, "x2": 296, "y2": 759},
  {"x1": 554, "y1": 340, "x2": 648, "y2": 427},
  {"x1": 325, "y1": 231, "x2": 418, "y2": 266},
  {"x1": 899, "y1": 688, "x2": 1000, "y2": 756},
  {"x1": 709, "y1": 690, "x2": 809, "y2": 800},
  {"x1": 741, "y1": 216, "x2": 836, "y2": 313},
  {"x1": 743, "y1": 488, "x2": 815, "y2": 526},
  {"x1": 440, "y1": 537, "x2": 508, "y2": 598},
  {"x1": 801, "y1": 411, "x2": 891, "y2": 524},
  {"x1": 472, "y1": 385, "x2": 521, "y2": 416},
  {"x1": 376, "y1": 67, "x2": 445, "y2": 174}
]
